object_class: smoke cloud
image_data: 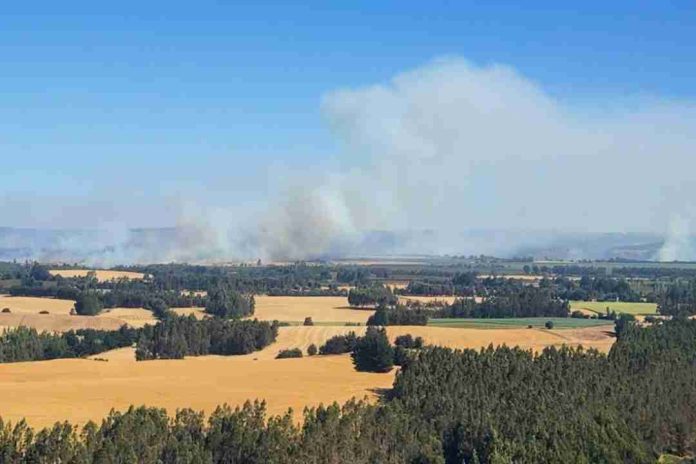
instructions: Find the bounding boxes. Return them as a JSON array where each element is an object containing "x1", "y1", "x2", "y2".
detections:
[{"x1": 3, "y1": 57, "x2": 696, "y2": 263}]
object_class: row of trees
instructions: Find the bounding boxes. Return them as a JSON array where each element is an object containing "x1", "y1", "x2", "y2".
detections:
[
  {"x1": 0, "y1": 326, "x2": 138, "y2": 363},
  {"x1": 367, "y1": 304, "x2": 430, "y2": 325},
  {"x1": 135, "y1": 316, "x2": 278, "y2": 360},
  {"x1": 347, "y1": 286, "x2": 398, "y2": 307},
  {"x1": 2, "y1": 320, "x2": 695, "y2": 462},
  {"x1": 438, "y1": 287, "x2": 569, "y2": 318}
]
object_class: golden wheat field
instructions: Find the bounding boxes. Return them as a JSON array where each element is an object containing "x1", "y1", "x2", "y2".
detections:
[
  {"x1": 253, "y1": 295, "x2": 373, "y2": 323},
  {"x1": 0, "y1": 313, "x2": 126, "y2": 333},
  {"x1": 97, "y1": 308, "x2": 158, "y2": 328},
  {"x1": 49, "y1": 269, "x2": 146, "y2": 282},
  {"x1": 263, "y1": 325, "x2": 614, "y2": 357},
  {"x1": 0, "y1": 295, "x2": 76, "y2": 315},
  {"x1": 0, "y1": 352, "x2": 394, "y2": 429}
]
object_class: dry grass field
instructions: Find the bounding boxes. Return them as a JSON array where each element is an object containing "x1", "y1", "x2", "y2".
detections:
[
  {"x1": 49, "y1": 269, "x2": 146, "y2": 282},
  {"x1": 0, "y1": 313, "x2": 125, "y2": 333},
  {"x1": 97, "y1": 308, "x2": 158, "y2": 328},
  {"x1": 263, "y1": 325, "x2": 615, "y2": 357},
  {"x1": 253, "y1": 296, "x2": 373, "y2": 323},
  {"x1": 0, "y1": 351, "x2": 395, "y2": 429},
  {"x1": 0, "y1": 295, "x2": 76, "y2": 315}
]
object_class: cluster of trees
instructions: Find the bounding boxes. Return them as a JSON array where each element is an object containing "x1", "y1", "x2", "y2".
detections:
[
  {"x1": 204, "y1": 283, "x2": 255, "y2": 319},
  {"x1": 438, "y1": 286, "x2": 569, "y2": 319},
  {"x1": 347, "y1": 286, "x2": 397, "y2": 307},
  {"x1": 3, "y1": 320, "x2": 695, "y2": 462},
  {"x1": 657, "y1": 279, "x2": 696, "y2": 317},
  {"x1": 554, "y1": 275, "x2": 640, "y2": 301},
  {"x1": 318, "y1": 332, "x2": 358, "y2": 355},
  {"x1": 135, "y1": 316, "x2": 277, "y2": 360},
  {"x1": 367, "y1": 304, "x2": 429, "y2": 326},
  {"x1": 0, "y1": 326, "x2": 138, "y2": 363}
]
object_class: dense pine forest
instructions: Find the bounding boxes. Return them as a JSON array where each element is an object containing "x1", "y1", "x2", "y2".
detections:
[{"x1": 0, "y1": 318, "x2": 695, "y2": 462}]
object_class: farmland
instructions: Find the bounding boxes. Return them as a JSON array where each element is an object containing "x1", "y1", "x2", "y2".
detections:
[
  {"x1": 253, "y1": 295, "x2": 373, "y2": 324},
  {"x1": 0, "y1": 321, "x2": 615, "y2": 429},
  {"x1": 0, "y1": 350, "x2": 394, "y2": 429},
  {"x1": 428, "y1": 317, "x2": 614, "y2": 329},
  {"x1": 570, "y1": 300, "x2": 658, "y2": 316}
]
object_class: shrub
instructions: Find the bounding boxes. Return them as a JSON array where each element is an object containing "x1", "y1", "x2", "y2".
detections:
[
  {"x1": 39, "y1": 310, "x2": 49, "y2": 315},
  {"x1": 1, "y1": 308, "x2": 10, "y2": 313},
  {"x1": 351, "y1": 327, "x2": 394, "y2": 373},
  {"x1": 545, "y1": 320, "x2": 554, "y2": 330},
  {"x1": 303, "y1": 316, "x2": 314, "y2": 326},
  {"x1": 276, "y1": 348, "x2": 303, "y2": 359},
  {"x1": 571, "y1": 310, "x2": 587, "y2": 319},
  {"x1": 307, "y1": 344, "x2": 317, "y2": 356}
]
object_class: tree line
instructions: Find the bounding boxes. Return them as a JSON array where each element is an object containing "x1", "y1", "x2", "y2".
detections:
[{"x1": 0, "y1": 326, "x2": 138, "y2": 363}]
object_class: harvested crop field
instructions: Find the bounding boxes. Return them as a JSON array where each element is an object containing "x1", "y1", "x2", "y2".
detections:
[
  {"x1": 49, "y1": 269, "x2": 146, "y2": 281},
  {"x1": 0, "y1": 351, "x2": 394, "y2": 429},
  {"x1": 253, "y1": 296, "x2": 372, "y2": 323},
  {"x1": 428, "y1": 317, "x2": 613, "y2": 329},
  {"x1": 97, "y1": 308, "x2": 158, "y2": 328},
  {"x1": 0, "y1": 295, "x2": 75, "y2": 315},
  {"x1": 0, "y1": 313, "x2": 125, "y2": 333},
  {"x1": 261, "y1": 325, "x2": 615, "y2": 360},
  {"x1": 570, "y1": 301, "x2": 658, "y2": 316}
]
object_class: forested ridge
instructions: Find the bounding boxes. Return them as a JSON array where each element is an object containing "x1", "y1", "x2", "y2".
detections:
[{"x1": 1, "y1": 319, "x2": 695, "y2": 462}]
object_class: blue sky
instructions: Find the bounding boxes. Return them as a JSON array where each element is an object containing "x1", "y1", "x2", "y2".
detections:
[{"x1": 1, "y1": 1, "x2": 695, "y2": 229}]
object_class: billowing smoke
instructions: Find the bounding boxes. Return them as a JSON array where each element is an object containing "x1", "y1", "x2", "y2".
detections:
[
  {"x1": 658, "y1": 216, "x2": 696, "y2": 262},
  {"x1": 3, "y1": 57, "x2": 696, "y2": 263}
]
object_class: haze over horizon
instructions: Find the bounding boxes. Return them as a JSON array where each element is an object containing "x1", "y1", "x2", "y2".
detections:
[{"x1": 2, "y1": 2, "x2": 696, "y2": 262}]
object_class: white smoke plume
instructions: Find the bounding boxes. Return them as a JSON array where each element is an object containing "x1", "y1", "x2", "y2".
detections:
[{"x1": 3, "y1": 57, "x2": 696, "y2": 263}]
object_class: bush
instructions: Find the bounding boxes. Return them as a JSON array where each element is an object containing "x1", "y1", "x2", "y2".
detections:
[
  {"x1": 1, "y1": 308, "x2": 10, "y2": 313},
  {"x1": 545, "y1": 320, "x2": 554, "y2": 330},
  {"x1": 276, "y1": 348, "x2": 303, "y2": 359},
  {"x1": 39, "y1": 310, "x2": 49, "y2": 315},
  {"x1": 307, "y1": 344, "x2": 317, "y2": 356},
  {"x1": 351, "y1": 327, "x2": 394, "y2": 373},
  {"x1": 319, "y1": 332, "x2": 358, "y2": 355},
  {"x1": 571, "y1": 310, "x2": 588, "y2": 319},
  {"x1": 303, "y1": 316, "x2": 314, "y2": 326}
]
